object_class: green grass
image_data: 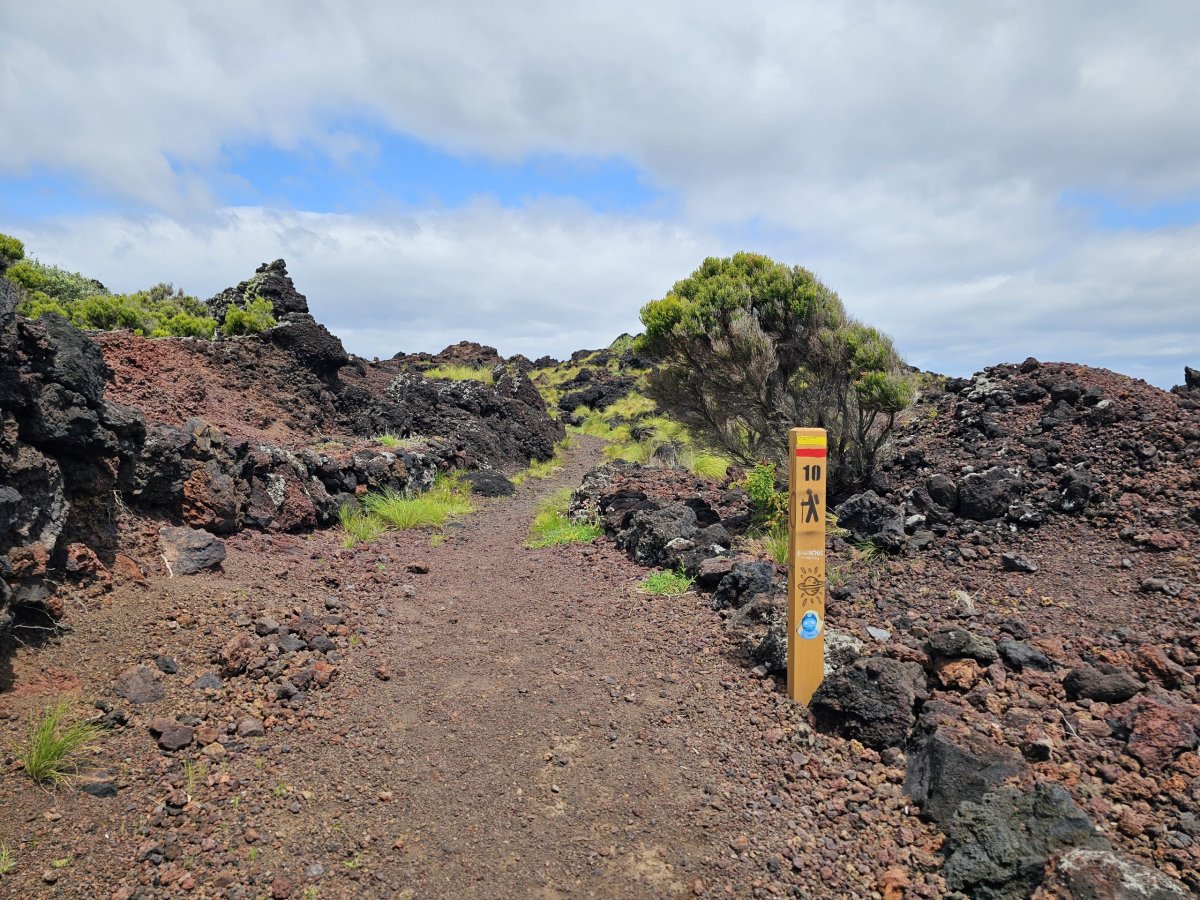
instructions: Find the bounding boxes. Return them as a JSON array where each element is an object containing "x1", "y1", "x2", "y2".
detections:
[
  {"x1": 512, "y1": 436, "x2": 573, "y2": 486},
  {"x1": 525, "y1": 487, "x2": 602, "y2": 548},
  {"x1": 570, "y1": 402, "x2": 732, "y2": 480},
  {"x1": 339, "y1": 475, "x2": 473, "y2": 547},
  {"x1": 0, "y1": 843, "x2": 14, "y2": 876},
  {"x1": 750, "y1": 512, "x2": 847, "y2": 566},
  {"x1": 602, "y1": 392, "x2": 656, "y2": 419},
  {"x1": 638, "y1": 569, "x2": 695, "y2": 596},
  {"x1": 678, "y1": 449, "x2": 731, "y2": 480},
  {"x1": 422, "y1": 364, "x2": 494, "y2": 384},
  {"x1": 362, "y1": 477, "x2": 472, "y2": 529},
  {"x1": 855, "y1": 540, "x2": 885, "y2": 564},
  {"x1": 338, "y1": 503, "x2": 388, "y2": 548},
  {"x1": 760, "y1": 525, "x2": 789, "y2": 565},
  {"x1": 15, "y1": 700, "x2": 101, "y2": 785}
]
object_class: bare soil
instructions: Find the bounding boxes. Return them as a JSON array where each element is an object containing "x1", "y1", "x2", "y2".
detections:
[{"x1": 0, "y1": 436, "x2": 943, "y2": 899}]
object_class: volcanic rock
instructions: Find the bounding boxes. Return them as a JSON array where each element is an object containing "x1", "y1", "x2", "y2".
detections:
[
  {"x1": 926, "y1": 627, "x2": 999, "y2": 665},
  {"x1": 1063, "y1": 665, "x2": 1143, "y2": 703},
  {"x1": 905, "y1": 717, "x2": 1024, "y2": 823},
  {"x1": 160, "y1": 526, "x2": 226, "y2": 575},
  {"x1": 462, "y1": 470, "x2": 517, "y2": 497},
  {"x1": 1120, "y1": 696, "x2": 1200, "y2": 773},
  {"x1": 711, "y1": 561, "x2": 775, "y2": 611},
  {"x1": 114, "y1": 666, "x2": 165, "y2": 704},
  {"x1": 957, "y1": 467, "x2": 1024, "y2": 521},
  {"x1": 1044, "y1": 848, "x2": 1192, "y2": 899},
  {"x1": 809, "y1": 656, "x2": 928, "y2": 749},
  {"x1": 833, "y1": 490, "x2": 904, "y2": 551},
  {"x1": 942, "y1": 782, "x2": 1107, "y2": 899}
]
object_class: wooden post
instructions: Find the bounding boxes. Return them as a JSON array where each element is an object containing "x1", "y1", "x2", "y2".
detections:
[{"x1": 788, "y1": 427, "x2": 827, "y2": 704}]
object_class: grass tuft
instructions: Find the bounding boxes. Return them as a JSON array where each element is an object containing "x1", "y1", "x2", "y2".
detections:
[
  {"x1": 525, "y1": 487, "x2": 602, "y2": 548},
  {"x1": 678, "y1": 449, "x2": 731, "y2": 480},
  {"x1": 854, "y1": 540, "x2": 884, "y2": 564},
  {"x1": 638, "y1": 569, "x2": 695, "y2": 596},
  {"x1": 422, "y1": 364, "x2": 494, "y2": 384},
  {"x1": 339, "y1": 475, "x2": 473, "y2": 547},
  {"x1": 16, "y1": 699, "x2": 100, "y2": 785},
  {"x1": 0, "y1": 843, "x2": 14, "y2": 875},
  {"x1": 362, "y1": 476, "x2": 473, "y2": 530},
  {"x1": 338, "y1": 503, "x2": 388, "y2": 548},
  {"x1": 760, "y1": 525, "x2": 789, "y2": 565}
]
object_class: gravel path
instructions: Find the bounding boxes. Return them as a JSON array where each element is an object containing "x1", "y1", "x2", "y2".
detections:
[{"x1": 0, "y1": 436, "x2": 941, "y2": 898}]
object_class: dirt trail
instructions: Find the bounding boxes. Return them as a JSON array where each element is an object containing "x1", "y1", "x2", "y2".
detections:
[
  {"x1": 292, "y1": 436, "x2": 735, "y2": 897},
  {"x1": 0, "y1": 436, "x2": 936, "y2": 899}
]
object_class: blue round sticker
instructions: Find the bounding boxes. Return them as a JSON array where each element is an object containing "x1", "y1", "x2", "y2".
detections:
[{"x1": 799, "y1": 610, "x2": 822, "y2": 640}]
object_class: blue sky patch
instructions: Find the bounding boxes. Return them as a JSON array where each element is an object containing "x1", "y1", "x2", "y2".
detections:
[
  {"x1": 1060, "y1": 189, "x2": 1200, "y2": 231},
  {"x1": 219, "y1": 126, "x2": 667, "y2": 214},
  {"x1": 0, "y1": 166, "x2": 126, "y2": 220},
  {"x1": 2, "y1": 122, "x2": 671, "y2": 221}
]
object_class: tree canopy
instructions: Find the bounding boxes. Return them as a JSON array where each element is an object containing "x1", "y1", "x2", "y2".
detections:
[{"x1": 639, "y1": 252, "x2": 914, "y2": 495}]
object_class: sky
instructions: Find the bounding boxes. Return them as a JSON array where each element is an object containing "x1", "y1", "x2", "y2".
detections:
[{"x1": 2, "y1": 2, "x2": 1198, "y2": 387}]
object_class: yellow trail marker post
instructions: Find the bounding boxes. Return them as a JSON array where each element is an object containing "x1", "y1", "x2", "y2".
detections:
[{"x1": 787, "y1": 427, "x2": 827, "y2": 705}]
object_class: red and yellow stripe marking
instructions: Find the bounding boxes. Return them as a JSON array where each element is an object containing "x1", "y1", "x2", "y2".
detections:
[{"x1": 794, "y1": 434, "x2": 827, "y2": 458}]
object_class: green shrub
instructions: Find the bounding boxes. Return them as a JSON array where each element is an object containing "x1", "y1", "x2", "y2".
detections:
[
  {"x1": 12, "y1": 269, "x2": 217, "y2": 339},
  {"x1": 422, "y1": 364, "x2": 494, "y2": 384},
  {"x1": 744, "y1": 463, "x2": 787, "y2": 528},
  {"x1": 640, "y1": 252, "x2": 914, "y2": 494},
  {"x1": 0, "y1": 232, "x2": 25, "y2": 271},
  {"x1": 222, "y1": 297, "x2": 277, "y2": 336},
  {"x1": 6, "y1": 258, "x2": 106, "y2": 304},
  {"x1": 16, "y1": 699, "x2": 100, "y2": 785},
  {"x1": 638, "y1": 568, "x2": 695, "y2": 596},
  {"x1": 525, "y1": 487, "x2": 601, "y2": 548}
]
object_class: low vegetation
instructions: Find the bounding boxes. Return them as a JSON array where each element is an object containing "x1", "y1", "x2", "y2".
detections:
[
  {"x1": 0, "y1": 843, "x2": 14, "y2": 876},
  {"x1": 638, "y1": 568, "x2": 695, "y2": 596},
  {"x1": 15, "y1": 699, "x2": 101, "y2": 785},
  {"x1": 738, "y1": 462, "x2": 850, "y2": 564},
  {"x1": 13, "y1": 269, "x2": 218, "y2": 339},
  {"x1": 221, "y1": 296, "x2": 277, "y2": 336},
  {"x1": 422, "y1": 363, "x2": 494, "y2": 384},
  {"x1": 525, "y1": 487, "x2": 602, "y2": 548},
  {"x1": 512, "y1": 436, "x2": 573, "y2": 486},
  {"x1": 373, "y1": 433, "x2": 425, "y2": 451},
  {"x1": 0, "y1": 231, "x2": 290, "y2": 340},
  {"x1": 569, "y1": 393, "x2": 733, "y2": 480},
  {"x1": 339, "y1": 475, "x2": 473, "y2": 547}
]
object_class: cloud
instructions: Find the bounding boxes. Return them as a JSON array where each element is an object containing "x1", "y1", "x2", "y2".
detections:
[{"x1": 2, "y1": 1, "x2": 1199, "y2": 387}]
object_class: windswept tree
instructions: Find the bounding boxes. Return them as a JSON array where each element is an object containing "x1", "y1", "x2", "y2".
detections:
[{"x1": 638, "y1": 252, "x2": 914, "y2": 496}]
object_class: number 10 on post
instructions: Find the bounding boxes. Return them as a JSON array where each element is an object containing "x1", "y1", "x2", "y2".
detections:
[{"x1": 788, "y1": 427, "x2": 827, "y2": 704}]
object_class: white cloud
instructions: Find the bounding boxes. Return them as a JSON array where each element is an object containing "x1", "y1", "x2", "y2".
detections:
[{"x1": 3, "y1": 1, "x2": 1199, "y2": 386}]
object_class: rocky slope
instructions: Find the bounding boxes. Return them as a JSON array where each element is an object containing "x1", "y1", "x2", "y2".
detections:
[
  {"x1": 0, "y1": 261, "x2": 560, "y2": 644},
  {"x1": 574, "y1": 359, "x2": 1200, "y2": 895}
]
